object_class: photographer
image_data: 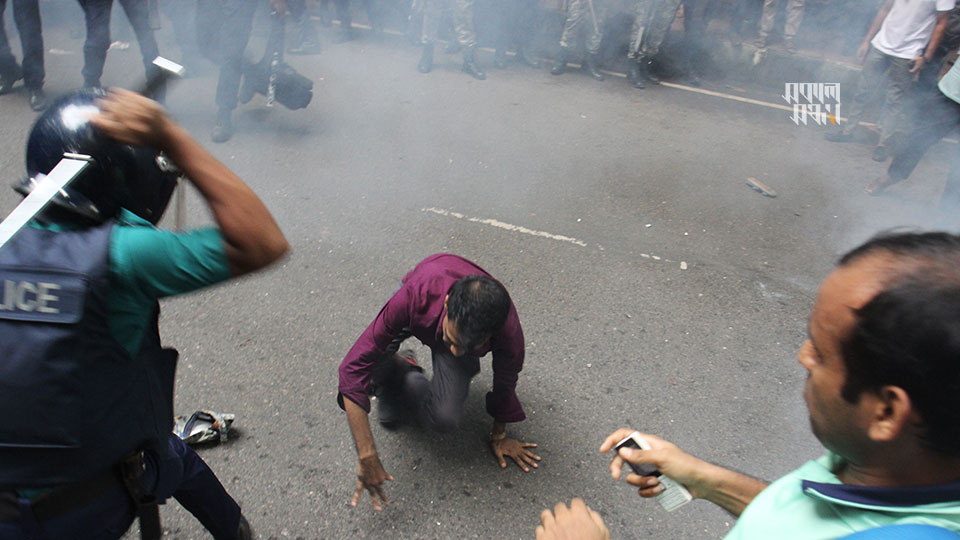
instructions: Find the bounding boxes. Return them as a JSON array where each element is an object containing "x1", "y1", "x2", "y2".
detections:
[{"x1": 539, "y1": 232, "x2": 960, "y2": 539}]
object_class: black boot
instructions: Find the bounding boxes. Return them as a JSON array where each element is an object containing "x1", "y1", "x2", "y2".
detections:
[
  {"x1": 418, "y1": 44, "x2": 434, "y2": 73},
  {"x1": 0, "y1": 64, "x2": 22, "y2": 95},
  {"x1": 211, "y1": 108, "x2": 233, "y2": 143},
  {"x1": 29, "y1": 89, "x2": 48, "y2": 112},
  {"x1": 494, "y1": 49, "x2": 508, "y2": 69},
  {"x1": 237, "y1": 515, "x2": 254, "y2": 540},
  {"x1": 584, "y1": 53, "x2": 605, "y2": 81},
  {"x1": 518, "y1": 46, "x2": 540, "y2": 68},
  {"x1": 462, "y1": 47, "x2": 486, "y2": 80},
  {"x1": 551, "y1": 46, "x2": 570, "y2": 75},
  {"x1": 627, "y1": 60, "x2": 645, "y2": 89},
  {"x1": 639, "y1": 55, "x2": 660, "y2": 85}
]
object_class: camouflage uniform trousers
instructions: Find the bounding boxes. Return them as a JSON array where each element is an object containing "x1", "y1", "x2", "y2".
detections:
[
  {"x1": 627, "y1": 0, "x2": 681, "y2": 58},
  {"x1": 758, "y1": 0, "x2": 804, "y2": 41},
  {"x1": 559, "y1": 0, "x2": 607, "y2": 55},
  {"x1": 419, "y1": 0, "x2": 477, "y2": 48}
]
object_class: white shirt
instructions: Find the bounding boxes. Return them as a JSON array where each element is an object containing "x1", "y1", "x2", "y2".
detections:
[{"x1": 872, "y1": 0, "x2": 955, "y2": 59}]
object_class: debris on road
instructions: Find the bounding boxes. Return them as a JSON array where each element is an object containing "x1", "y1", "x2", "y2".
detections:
[
  {"x1": 174, "y1": 410, "x2": 235, "y2": 445},
  {"x1": 746, "y1": 177, "x2": 777, "y2": 198}
]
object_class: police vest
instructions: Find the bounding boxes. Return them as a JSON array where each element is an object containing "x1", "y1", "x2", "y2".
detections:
[{"x1": 0, "y1": 223, "x2": 177, "y2": 489}]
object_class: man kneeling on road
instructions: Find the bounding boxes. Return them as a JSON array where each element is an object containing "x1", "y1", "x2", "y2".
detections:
[
  {"x1": 539, "y1": 232, "x2": 960, "y2": 539},
  {"x1": 338, "y1": 253, "x2": 541, "y2": 510}
]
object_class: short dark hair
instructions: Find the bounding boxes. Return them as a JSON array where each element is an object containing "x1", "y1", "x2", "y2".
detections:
[
  {"x1": 838, "y1": 231, "x2": 960, "y2": 456},
  {"x1": 446, "y1": 275, "x2": 511, "y2": 350}
]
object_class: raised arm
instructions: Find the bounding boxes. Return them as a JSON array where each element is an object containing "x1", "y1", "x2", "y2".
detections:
[{"x1": 91, "y1": 88, "x2": 289, "y2": 276}]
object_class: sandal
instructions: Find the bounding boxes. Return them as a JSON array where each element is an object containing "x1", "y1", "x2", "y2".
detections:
[{"x1": 174, "y1": 410, "x2": 235, "y2": 445}]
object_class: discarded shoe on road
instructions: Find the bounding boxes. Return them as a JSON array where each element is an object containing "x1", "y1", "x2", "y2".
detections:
[{"x1": 174, "y1": 410, "x2": 235, "y2": 445}]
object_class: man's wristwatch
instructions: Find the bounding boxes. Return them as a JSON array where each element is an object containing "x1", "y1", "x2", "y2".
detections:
[{"x1": 489, "y1": 432, "x2": 506, "y2": 442}]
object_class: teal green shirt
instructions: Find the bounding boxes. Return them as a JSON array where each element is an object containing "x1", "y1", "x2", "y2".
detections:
[
  {"x1": 107, "y1": 210, "x2": 230, "y2": 356},
  {"x1": 939, "y1": 59, "x2": 960, "y2": 105},
  {"x1": 32, "y1": 209, "x2": 231, "y2": 356},
  {"x1": 726, "y1": 453, "x2": 960, "y2": 539}
]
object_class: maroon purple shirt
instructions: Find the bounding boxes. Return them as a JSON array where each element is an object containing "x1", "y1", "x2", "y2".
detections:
[{"x1": 337, "y1": 253, "x2": 526, "y2": 423}]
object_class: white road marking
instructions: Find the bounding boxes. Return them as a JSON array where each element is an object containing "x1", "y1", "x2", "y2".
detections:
[
  {"x1": 422, "y1": 208, "x2": 691, "y2": 270},
  {"x1": 422, "y1": 207, "x2": 587, "y2": 247}
]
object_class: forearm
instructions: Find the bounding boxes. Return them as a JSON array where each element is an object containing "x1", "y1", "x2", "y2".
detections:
[
  {"x1": 344, "y1": 396, "x2": 378, "y2": 459},
  {"x1": 158, "y1": 123, "x2": 289, "y2": 275},
  {"x1": 864, "y1": 2, "x2": 892, "y2": 44},
  {"x1": 926, "y1": 16, "x2": 949, "y2": 59},
  {"x1": 691, "y1": 461, "x2": 768, "y2": 517}
]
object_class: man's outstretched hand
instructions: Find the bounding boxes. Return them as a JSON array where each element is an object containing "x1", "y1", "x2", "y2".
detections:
[
  {"x1": 351, "y1": 453, "x2": 393, "y2": 511},
  {"x1": 535, "y1": 498, "x2": 609, "y2": 540},
  {"x1": 492, "y1": 438, "x2": 541, "y2": 472}
]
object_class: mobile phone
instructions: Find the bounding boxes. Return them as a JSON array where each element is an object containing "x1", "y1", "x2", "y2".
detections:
[
  {"x1": 614, "y1": 433, "x2": 660, "y2": 477},
  {"x1": 613, "y1": 431, "x2": 693, "y2": 512}
]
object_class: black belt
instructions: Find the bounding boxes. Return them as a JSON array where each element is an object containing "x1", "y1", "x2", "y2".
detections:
[{"x1": 0, "y1": 466, "x2": 123, "y2": 523}]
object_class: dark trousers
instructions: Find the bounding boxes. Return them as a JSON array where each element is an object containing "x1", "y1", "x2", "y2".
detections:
[
  {"x1": 196, "y1": 0, "x2": 257, "y2": 112},
  {"x1": 682, "y1": 0, "x2": 710, "y2": 72},
  {"x1": 886, "y1": 89, "x2": 960, "y2": 226},
  {"x1": 288, "y1": 0, "x2": 320, "y2": 46},
  {"x1": 334, "y1": 0, "x2": 377, "y2": 32},
  {"x1": 0, "y1": 0, "x2": 43, "y2": 89},
  {"x1": 842, "y1": 45, "x2": 915, "y2": 143},
  {"x1": 0, "y1": 435, "x2": 242, "y2": 540},
  {"x1": 400, "y1": 348, "x2": 480, "y2": 433},
  {"x1": 729, "y1": 0, "x2": 761, "y2": 35},
  {"x1": 160, "y1": 0, "x2": 200, "y2": 68},
  {"x1": 888, "y1": 89, "x2": 960, "y2": 182},
  {"x1": 77, "y1": 0, "x2": 161, "y2": 90},
  {"x1": 493, "y1": 0, "x2": 538, "y2": 54}
]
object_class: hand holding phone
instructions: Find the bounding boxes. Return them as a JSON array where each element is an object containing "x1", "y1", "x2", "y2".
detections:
[{"x1": 613, "y1": 431, "x2": 693, "y2": 512}]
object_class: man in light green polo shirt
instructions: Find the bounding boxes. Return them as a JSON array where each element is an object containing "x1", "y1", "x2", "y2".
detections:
[{"x1": 536, "y1": 232, "x2": 960, "y2": 540}]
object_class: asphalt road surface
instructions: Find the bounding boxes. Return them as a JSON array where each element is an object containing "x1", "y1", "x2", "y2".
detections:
[{"x1": 0, "y1": 8, "x2": 955, "y2": 539}]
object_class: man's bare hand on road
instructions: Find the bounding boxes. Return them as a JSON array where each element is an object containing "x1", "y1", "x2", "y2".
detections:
[
  {"x1": 351, "y1": 453, "x2": 393, "y2": 511},
  {"x1": 492, "y1": 438, "x2": 541, "y2": 472}
]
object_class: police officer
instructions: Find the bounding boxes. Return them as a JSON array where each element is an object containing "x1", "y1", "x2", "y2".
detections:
[
  {"x1": 492, "y1": 0, "x2": 541, "y2": 69},
  {"x1": 0, "y1": 88, "x2": 289, "y2": 538},
  {"x1": 551, "y1": 0, "x2": 606, "y2": 81},
  {"x1": 196, "y1": 0, "x2": 271, "y2": 143},
  {"x1": 417, "y1": 0, "x2": 485, "y2": 79},
  {"x1": 0, "y1": 0, "x2": 46, "y2": 110},
  {"x1": 625, "y1": 0, "x2": 682, "y2": 88},
  {"x1": 77, "y1": 0, "x2": 164, "y2": 100}
]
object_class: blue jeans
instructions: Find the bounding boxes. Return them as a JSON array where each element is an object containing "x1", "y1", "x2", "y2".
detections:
[{"x1": 0, "y1": 435, "x2": 242, "y2": 540}]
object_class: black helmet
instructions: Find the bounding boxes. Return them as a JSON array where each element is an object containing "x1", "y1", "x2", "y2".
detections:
[{"x1": 16, "y1": 88, "x2": 179, "y2": 225}]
